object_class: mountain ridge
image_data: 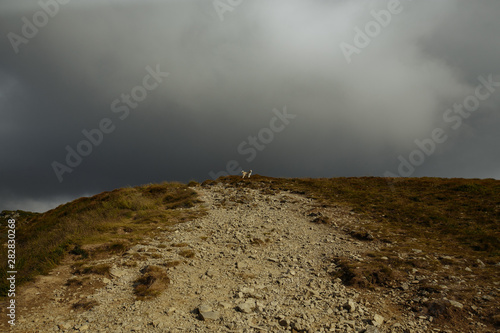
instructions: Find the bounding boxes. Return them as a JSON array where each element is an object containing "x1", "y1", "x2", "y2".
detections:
[{"x1": 1, "y1": 176, "x2": 499, "y2": 331}]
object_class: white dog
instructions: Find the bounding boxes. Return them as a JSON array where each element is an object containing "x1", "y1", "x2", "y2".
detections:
[{"x1": 241, "y1": 170, "x2": 253, "y2": 178}]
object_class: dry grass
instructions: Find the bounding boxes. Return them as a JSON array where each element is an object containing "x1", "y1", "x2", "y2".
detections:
[
  {"x1": 214, "y1": 175, "x2": 500, "y2": 331},
  {"x1": 65, "y1": 277, "x2": 87, "y2": 287},
  {"x1": 71, "y1": 299, "x2": 99, "y2": 311},
  {"x1": 237, "y1": 272, "x2": 257, "y2": 281},
  {"x1": 133, "y1": 265, "x2": 170, "y2": 299},
  {"x1": 178, "y1": 249, "x2": 195, "y2": 258},
  {"x1": 0, "y1": 182, "x2": 205, "y2": 297},
  {"x1": 250, "y1": 238, "x2": 270, "y2": 246},
  {"x1": 163, "y1": 260, "x2": 182, "y2": 268},
  {"x1": 72, "y1": 263, "x2": 111, "y2": 277},
  {"x1": 215, "y1": 175, "x2": 500, "y2": 258},
  {"x1": 171, "y1": 242, "x2": 189, "y2": 247}
]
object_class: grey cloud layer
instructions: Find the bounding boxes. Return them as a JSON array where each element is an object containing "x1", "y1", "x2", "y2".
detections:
[{"x1": 1, "y1": 0, "x2": 499, "y2": 212}]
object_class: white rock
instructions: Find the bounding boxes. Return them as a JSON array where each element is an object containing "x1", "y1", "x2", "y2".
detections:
[
  {"x1": 448, "y1": 300, "x2": 463, "y2": 309},
  {"x1": 372, "y1": 314, "x2": 384, "y2": 326}
]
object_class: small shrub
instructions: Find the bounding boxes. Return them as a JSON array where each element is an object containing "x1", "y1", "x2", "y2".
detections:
[
  {"x1": 201, "y1": 179, "x2": 216, "y2": 187},
  {"x1": 179, "y1": 249, "x2": 195, "y2": 258},
  {"x1": 73, "y1": 263, "x2": 111, "y2": 277},
  {"x1": 122, "y1": 260, "x2": 138, "y2": 267},
  {"x1": 187, "y1": 180, "x2": 199, "y2": 187},
  {"x1": 330, "y1": 257, "x2": 396, "y2": 289},
  {"x1": 72, "y1": 300, "x2": 98, "y2": 311},
  {"x1": 106, "y1": 242, "x2": 129, "y2": 254},
  {"x1": 163, "y1": 260, "x2": 182, "y2": 268},
  {"x1": 65, "y1": 277, "x2": 84, "y2": 287},
  {"x1": 171, "y1": 243, "x2": 189, "y2": 247},
  {"x1": 237, "y1": 272, "x2": 256, "y2": 281},
  {"x1": 453, "y1": 183, "x2": 484, "y2": 193},
  {"x1": 69, "y1": 244, "x2": 89, "y2": 259},
  {"x1": 133, "y1": 265, "x2": 170, "y2": 299},
  {"x1": 250, "y1": 238, "x2": 266, "y2": 246}
]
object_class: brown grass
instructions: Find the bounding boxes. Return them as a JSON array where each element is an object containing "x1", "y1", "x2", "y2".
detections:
[
  {"x1": 213, "y1": 175, "x2": 500, "y2": 331},
  {"x1": 163, "y1": 260, "x2": 182, "y2": 268},
  {"x1": 0, "y1": 182, "x2": 205, "y2": 297},
  {"x1": 179, "y1": 249, "x2": 195, "y2": 258},
  {"x1": 214, "y1": 175, "x2": 500, "y2": 258},
  {"x1": 73, "y1": 263, "x2": 111, "y2": 277},
  {"x1": 133, "y1": 265, "x2": 170, "y2": 299},
  {"x1": 72, "y1": 299, "x2": 99, "y2": 311},
  {"x1": 171, "y1": 243, "x2": 189, "y2": 247}
]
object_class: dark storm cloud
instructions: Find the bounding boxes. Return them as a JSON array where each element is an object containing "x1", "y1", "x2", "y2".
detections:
[{"x1": 1, "y1": 0, "x2": 499, "y2": 212}]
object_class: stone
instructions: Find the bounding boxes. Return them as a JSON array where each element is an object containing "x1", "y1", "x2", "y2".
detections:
[
  {"x1": 278, "y1": 318, "x2": 289, "y2": 327},
  {"x1": 200, "y1": 311, "x2": 220, "y2": 321},
  {"x1": 372, "y1": 314, "x2": 384, "y2": 326},
  {"x1": 240, "y1": 287, "x2": 255, "y2": 294},
  {"x1": 237, "y1": 301, "x2": 255, "y2": 314},
  {"x1": 365, "y1": 326, "x2": 380, "y2": 333},
  {"x1": 165, "y1": 307, "x2": 176, "y2": 314},
  {"x1": 344, "y1": 299, "x2": 356, "y2": 313},
  {"x1": 205, "y1": 268, "x2": 216, "y2": 278},
  {"x1": 198, "y1": 304, "x2": 212, "y2": 313},
  {"x1": 110, "y1": 268, "x2": 126, "y2": 278},
  {"x1": 59, "y1": 322, "x2": 72, "y2": 330},
  {"x1": 220, "y1": 301, "x2": 233, "y2": 309},
  {"x1": 236, "y1": 261, "x2": 248, "y2": 269},
  {"x1": 448, "y1": 300, "x2": 463, "y2": 309}
]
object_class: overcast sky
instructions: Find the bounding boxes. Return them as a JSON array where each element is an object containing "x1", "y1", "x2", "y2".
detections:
[{"x1": 1, "y1": 0, "x2": 499, "y2": 212}]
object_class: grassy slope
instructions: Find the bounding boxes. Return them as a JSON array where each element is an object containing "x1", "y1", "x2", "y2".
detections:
[
  {"x1": 214, "y1": 176, "x2": 500, "y2": 258},
  {"x1": 213, "y1": 175, "x2": 500, "y2": 329},
  {"x1": 0, "y1": 182, "x2": 204, "y2": 297},
  {"x1": 1, "y1": 176, "x2": 499, "y2": 329}
]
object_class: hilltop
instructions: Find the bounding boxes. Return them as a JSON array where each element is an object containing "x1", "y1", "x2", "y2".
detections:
[{"x1": 1, "y1": 176, "x2": 499, "y2": 332}]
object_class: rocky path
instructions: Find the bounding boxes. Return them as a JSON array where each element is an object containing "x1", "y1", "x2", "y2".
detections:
[{"x1": 9, "y1": 184, "x2": 431, "y2": 332}]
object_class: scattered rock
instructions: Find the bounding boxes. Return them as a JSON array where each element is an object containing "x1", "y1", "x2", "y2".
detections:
[
  {"x1": 199, "y1": 310, "x2": 220, "y2": 321},
  {"x1": 448, "y1": 300, "x2": 463, "y2": 309},
  {"x1": 344, "y1": 299, "x2": 356, "y2": 313},
  {"x1": 237, "y1": 299, "x2": 256, "y2": 314},
  {"x1": 236, "y1": 261, "x2": 248, "y2": 269},
  {"x1": 198, "y1": 304, "x2": 212, "y2": 313},
  {"x1": 3, "y1": 185, "x2": 439, "y2": 333},
  {"x1": 372, "y1": 314, "x2": 384, "y2": 327},
  {"x1": 365, "y1": 326, "x2": 380, "y2": 333}
]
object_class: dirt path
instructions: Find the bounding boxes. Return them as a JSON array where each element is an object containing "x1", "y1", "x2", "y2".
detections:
[{"x1": 7, "y1": 184, "x2": 431, "y2": 332}]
